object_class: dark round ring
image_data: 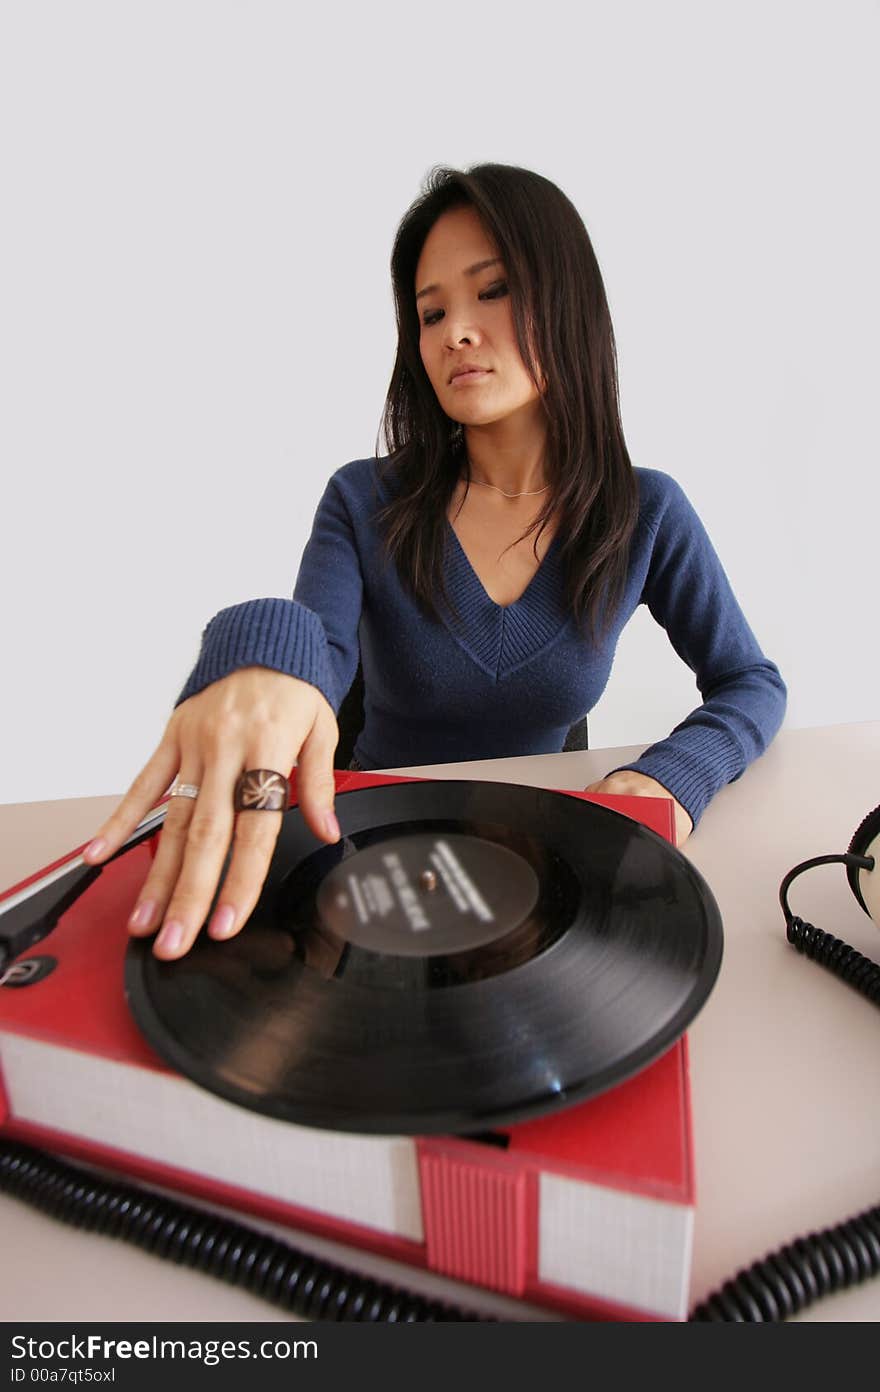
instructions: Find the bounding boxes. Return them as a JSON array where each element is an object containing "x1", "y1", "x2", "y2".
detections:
[{"x1": 233, "y1": 768, "x2": 291, "y2": 813}]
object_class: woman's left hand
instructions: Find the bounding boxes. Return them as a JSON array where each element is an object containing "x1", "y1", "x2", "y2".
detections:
[{"x1": 583, "y1": 770, "x2": 693, "y2": 847}]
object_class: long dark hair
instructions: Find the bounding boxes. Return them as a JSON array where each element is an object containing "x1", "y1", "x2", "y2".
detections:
[{"x1": 379, "y1": 163, "x2": 639, "y2": 637}]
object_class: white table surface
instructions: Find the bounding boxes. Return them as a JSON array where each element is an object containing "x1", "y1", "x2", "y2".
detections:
[{"x1": 1, "y1": 722, "x2": 879, "y2": 1323}]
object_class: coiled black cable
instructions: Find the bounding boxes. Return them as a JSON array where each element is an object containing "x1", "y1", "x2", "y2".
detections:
[
  {"x1": 779, "y1": 852, "x2": 880, "y2": 1008},
  {"x1": 690, "y1": 1201, "x2": 880, "y2": 1320},
  {"x1": 0, "y1": 1139, "x2": 491, "y2": 1322},
  {"x1": 785, "y1": 917, "x2": 880, "y2": 1005}
]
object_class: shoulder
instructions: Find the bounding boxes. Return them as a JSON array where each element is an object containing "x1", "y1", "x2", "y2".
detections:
[
  {"x1": 627, "y1": 469, "x2": 719, "y2": 576},
  {"x1": 633, "y1": 467, "x2": 697, "y2": 534},
  {"x1": 324, "y1": 455, "x2": 383, "y2": 497},
  {"x1": 322, "y1": 456, "x2": 396, "y2": 513},
  {"x1": 631, "y1": 469, "x2": 718, "y2": 560}
]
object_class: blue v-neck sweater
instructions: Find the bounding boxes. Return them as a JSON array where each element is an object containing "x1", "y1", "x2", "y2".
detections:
[{"x1": 177, "y1": 457, "x2": 786, "y2": 825}]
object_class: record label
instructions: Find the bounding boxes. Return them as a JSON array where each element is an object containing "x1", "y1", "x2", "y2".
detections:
[{"x1": 315, "y1": 832, "x2": 540, "y2": 956}]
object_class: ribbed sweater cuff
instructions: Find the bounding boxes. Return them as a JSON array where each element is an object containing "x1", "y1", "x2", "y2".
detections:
[
  {"x1": 612, "y1": 723, "x2": 747, "y2": 826},
  {"x1": 175, "y1": 599, "x2": 336, "y2": 711}
]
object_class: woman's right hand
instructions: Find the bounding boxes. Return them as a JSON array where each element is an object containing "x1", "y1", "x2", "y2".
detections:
[{"x1": 82, "y1": 668, "x2": 340, "y2": 960}]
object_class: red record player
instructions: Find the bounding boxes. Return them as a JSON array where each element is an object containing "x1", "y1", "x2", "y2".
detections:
[{"x1": 0, "y1": 772, "x2": 705, "y2": 1321}]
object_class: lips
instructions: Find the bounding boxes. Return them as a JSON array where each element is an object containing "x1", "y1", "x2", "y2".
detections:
[{"x1": 449, "y1": 364, "x2": 492, "y2": 385}]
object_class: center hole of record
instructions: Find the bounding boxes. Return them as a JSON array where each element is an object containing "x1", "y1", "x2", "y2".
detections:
[{"x1": 314, "y1": 832, "x2": 540, "y2": 957}]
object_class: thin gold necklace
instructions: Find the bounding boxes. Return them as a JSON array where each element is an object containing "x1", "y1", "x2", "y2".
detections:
[{"x1": 467, "y1": 478, "x2": 550, "y2": 499}]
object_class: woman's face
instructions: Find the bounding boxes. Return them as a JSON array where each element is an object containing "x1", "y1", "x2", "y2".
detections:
[{"x1": 415, "y1": 204, "x2": 543, "y2": 430}]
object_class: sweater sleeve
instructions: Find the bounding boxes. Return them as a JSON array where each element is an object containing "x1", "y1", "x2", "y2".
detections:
[
  {"x1": 611, "y1": 475, "x2": 786, "y2": 825},
  {"x1": 174, "y1": 472, "x2": 363, "y2": 713}
]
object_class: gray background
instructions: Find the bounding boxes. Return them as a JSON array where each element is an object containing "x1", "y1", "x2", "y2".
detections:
[{"x1": 2, "y1": 0, "x2": 878, "y2": 803}]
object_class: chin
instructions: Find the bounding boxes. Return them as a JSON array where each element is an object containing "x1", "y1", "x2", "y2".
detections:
[
  {"x1": 443, "y1": 399, "x2": 511, "y2": 428},
  {"x1": 445, "y1": 392, "x2": 542, "y2": 431}
]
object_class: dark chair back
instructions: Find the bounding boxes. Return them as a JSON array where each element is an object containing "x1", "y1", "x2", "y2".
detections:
[{"x1": 334, "y1": 664, "x2": 367, "y2": 769}]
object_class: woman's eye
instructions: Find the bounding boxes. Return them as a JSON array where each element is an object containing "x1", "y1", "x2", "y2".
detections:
[
  {"x1": 422, "y1": 309, "x2": 443, "y2": 327},
  {"x1": 480, "y1": 280, "x2": 509, "y2": 301}
]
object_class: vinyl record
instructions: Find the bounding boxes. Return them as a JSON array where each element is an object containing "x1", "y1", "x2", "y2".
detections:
[{"x1": 125, "y1": 780, "x2": 723, "y2": 1135}]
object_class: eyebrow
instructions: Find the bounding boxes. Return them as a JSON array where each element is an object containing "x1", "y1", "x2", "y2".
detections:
[{"x1": 415, "y1": 257, "x2": 504, "y2": 303}]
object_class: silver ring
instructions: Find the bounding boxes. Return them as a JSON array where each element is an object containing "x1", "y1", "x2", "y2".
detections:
[{"x1": 170, "y1": 782, "x2": 200, "y2": 800}]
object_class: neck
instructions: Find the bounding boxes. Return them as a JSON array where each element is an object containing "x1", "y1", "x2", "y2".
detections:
[{"x1": 463, "y1": 414, "x2": 548, "y2": 497}]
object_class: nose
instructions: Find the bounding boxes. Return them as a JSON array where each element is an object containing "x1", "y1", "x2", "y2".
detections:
[{"x1": 442, "y1": 310, "x2": 481, "y2": 352}]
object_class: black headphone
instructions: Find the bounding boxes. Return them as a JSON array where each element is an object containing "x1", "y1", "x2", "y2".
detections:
[
  {"x1": 846, "y1": 804, "x2": 880, "y2": 923},
  {"x1": 780, "y1": 803, "x2": 880, "y2": 1003}
]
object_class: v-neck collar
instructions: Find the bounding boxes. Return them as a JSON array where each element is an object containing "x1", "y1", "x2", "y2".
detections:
[{"x1": 442, "y1": 524, "x2": 572, "y2": 679}]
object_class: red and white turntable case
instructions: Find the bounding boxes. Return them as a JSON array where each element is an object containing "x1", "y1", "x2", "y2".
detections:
[{"x1": 0, "y1": 773, "x2": 694, "y2": 1322}]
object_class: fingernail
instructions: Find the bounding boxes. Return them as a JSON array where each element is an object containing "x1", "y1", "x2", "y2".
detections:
[
  {"x1": 128, "y1": 900, "x2": 157, "y2": 933},
  {"x1": 84, "y1": 838, "x2": 108, "y2": 862},
  {"x1": 324, "y1": 810, "x2": 341, "y2": 841},
  {"x1": 209, "y1": 905, "x2": 236, "y2": 940},
  {"x1": 156, "y1": 919, "x2": 183, "y2": 954}
]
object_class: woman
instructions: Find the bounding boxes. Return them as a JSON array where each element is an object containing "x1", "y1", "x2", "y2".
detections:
[{"x1": 84, "y1": 164, "x2": 786, "y2": 960}]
